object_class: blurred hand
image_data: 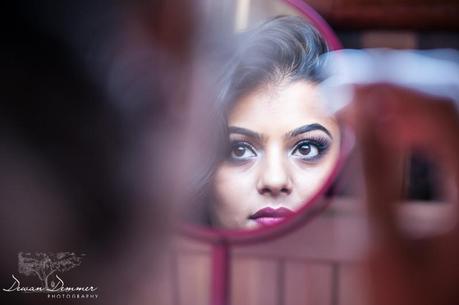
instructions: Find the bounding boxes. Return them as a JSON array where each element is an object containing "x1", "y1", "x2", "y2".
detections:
[{"x1": 344, "y1": 83, "x2": 459, "y2": 305}]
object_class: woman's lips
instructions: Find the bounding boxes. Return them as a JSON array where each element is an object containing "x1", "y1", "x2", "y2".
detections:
[{"x1": 249, "y1": 207, "x2": 294, "y2": 226}]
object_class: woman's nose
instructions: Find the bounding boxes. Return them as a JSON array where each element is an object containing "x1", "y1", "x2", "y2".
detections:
[{"x1": 257, "y1": 150, "x2": 292, "y2": 196}]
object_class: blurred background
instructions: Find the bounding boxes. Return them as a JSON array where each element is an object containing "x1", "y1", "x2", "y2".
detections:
[{"x1": 0, "y1": 1, "x2": 458, "y2": 305}]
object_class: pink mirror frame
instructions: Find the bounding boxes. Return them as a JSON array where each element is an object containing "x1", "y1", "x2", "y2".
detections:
[{"x1": 180, "y1": 0, "x2": 346, "y2": 246}]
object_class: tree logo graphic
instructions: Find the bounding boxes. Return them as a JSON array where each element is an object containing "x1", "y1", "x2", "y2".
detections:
[
  {"x1": 3, "y1": 252, "x2": 97, "y2": 297},
  {"x1": 18, "y1": 252, "x2": 84, "y2": 290}
]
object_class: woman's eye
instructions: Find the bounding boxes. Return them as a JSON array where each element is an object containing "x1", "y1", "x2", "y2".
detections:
[
  {"x1": 230, "y1": 142, "x2": 257, "y2": 160},
  {"x1": 292, "y1": 140, "x2": 328, "y2": 161}
]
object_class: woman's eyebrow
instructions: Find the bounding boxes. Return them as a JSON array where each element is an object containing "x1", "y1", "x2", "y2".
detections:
[
  {"x1": 287, "y1": 123, "x2": 332, "y2": 138},
  {"x1": 228, "y1": 126, "x2": 263, "y2": 141}
]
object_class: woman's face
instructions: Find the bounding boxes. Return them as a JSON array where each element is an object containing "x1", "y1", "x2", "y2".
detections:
[{"x1": 212, "y1": 80, "x2": 340, "y2": 229}]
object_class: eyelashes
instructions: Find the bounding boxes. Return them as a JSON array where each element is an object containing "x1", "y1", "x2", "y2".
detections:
[
  {"x1": 291, "y1": 137, "x2": 330, "y2": 162},
  {"x1": 228, "y1": 136, "x2": 330, "y2": 163},
  {"x1": 229, "y1": 141, "x2": 257, "y2": 161}
]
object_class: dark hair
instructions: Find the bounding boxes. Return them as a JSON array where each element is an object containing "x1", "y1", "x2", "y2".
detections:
[
  {"x1": 187, "y1": 16, "x2": 329, "y2": 226},
  {"x1": 218, "y1": 15, "x2": 328, "y2": 114}
]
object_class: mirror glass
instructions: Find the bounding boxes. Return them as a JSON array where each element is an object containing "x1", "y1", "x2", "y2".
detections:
[{"x1": 179, "y1": 0, "x2": 347, "y2": 234}]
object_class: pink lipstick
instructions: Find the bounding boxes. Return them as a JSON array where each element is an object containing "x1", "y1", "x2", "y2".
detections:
[{"x1": 249, "y1": 207, "x2": 294, "y2": 226}]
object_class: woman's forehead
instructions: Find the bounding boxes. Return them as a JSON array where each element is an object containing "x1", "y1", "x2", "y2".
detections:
[{"x1": 228, "y1": 80, "x2": 336, "y2": 132}]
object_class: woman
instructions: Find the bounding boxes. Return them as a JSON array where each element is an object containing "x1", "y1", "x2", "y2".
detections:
[{"x1": 190, "y1": 16, "x2": 340, "y2": 229}]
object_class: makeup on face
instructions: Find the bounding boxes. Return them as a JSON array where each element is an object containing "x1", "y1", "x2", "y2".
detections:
[
  {"x1": 212, "y1": 80, "x2": 340, "y2": 229},
  {"x1": 248, "y1": 206, "x2": 295, "y2": 226},
  {"x1": 227, "y1": 123, "x2": 332, "y2": 165},
  {"x1": 225, "y1": 123, "x2": 333, "y2": 226}
]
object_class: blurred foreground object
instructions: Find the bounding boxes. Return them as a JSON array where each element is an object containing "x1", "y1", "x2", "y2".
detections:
[
  {"x1": 320, "y1": 49, "x2": 459, "y2": 114},
  {"x1": 324, "y1": 50, "x2": 459, "y2": 305},
  {"x1": 0, "y1": 1, "x2": 199, "y2": 304}
]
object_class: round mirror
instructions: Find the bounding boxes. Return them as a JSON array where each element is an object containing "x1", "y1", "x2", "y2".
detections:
[{"x1": 179, "y1": 0, "x2": 351, "y2": 244}]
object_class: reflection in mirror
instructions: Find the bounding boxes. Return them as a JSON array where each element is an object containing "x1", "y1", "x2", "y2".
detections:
[{"x1": 182, "y1": 13, "x2": 342, "y2": 231}]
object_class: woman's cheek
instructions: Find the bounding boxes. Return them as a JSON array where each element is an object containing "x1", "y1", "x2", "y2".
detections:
[
  {"x1": 293, "y1": 164, "x2": 330, "y2": 203},
  {"x1": 213, "y1": 165, "x2": 253, "y2": 226}
]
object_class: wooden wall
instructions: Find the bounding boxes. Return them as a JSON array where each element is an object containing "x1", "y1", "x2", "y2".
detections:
[
  {"x1": 150, "y1": 198, "x2": 369, "y2": 305},
  {"x1": 305, "y1": 0, "x2": 459, "y2": 30},
  {"x1": 146, "y1": 197, "x2": 454, "y2": 305}
]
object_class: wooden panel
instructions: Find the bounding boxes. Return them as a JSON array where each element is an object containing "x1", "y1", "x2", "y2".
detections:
[
  {"x1": 361, "y1": 31, "x2": 418, "y2": 48},
  {"x1": 231, "y1": 257, "x2": 279, "y2": 305},
  {"x1": 232, "y1": 198, "x2": 368, "y2": 262},
  {"x1": 329, "y1": 5, "x2": 459, "y2": 30},
  {"x1": 174, "y1": 198, "x2": 368, "y2": 304},
  {"x1": 301, "y1": 0, "x2": 459, "y2": 30},
  {"x1": 143, "y1": 255, "x2": 176, "y2": 305},
  {"x1": 177, "y1": 253, "x2": 211, "y2": 305},
  {"x1": 174, "y1": 235, "x2": 212, "y2": 254},
  {"x1": 112, "y1": 251, "x2": 177, "y2": 305},
  {"x1": 284, "y1": 262, "x2": 333, "y2": 305},
  {"x1": 338, "y1": 264, "x2": 369, "y2": 305},
  {"x1": 337, "y1": 0, "x2": 445, "y2": 5}
]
